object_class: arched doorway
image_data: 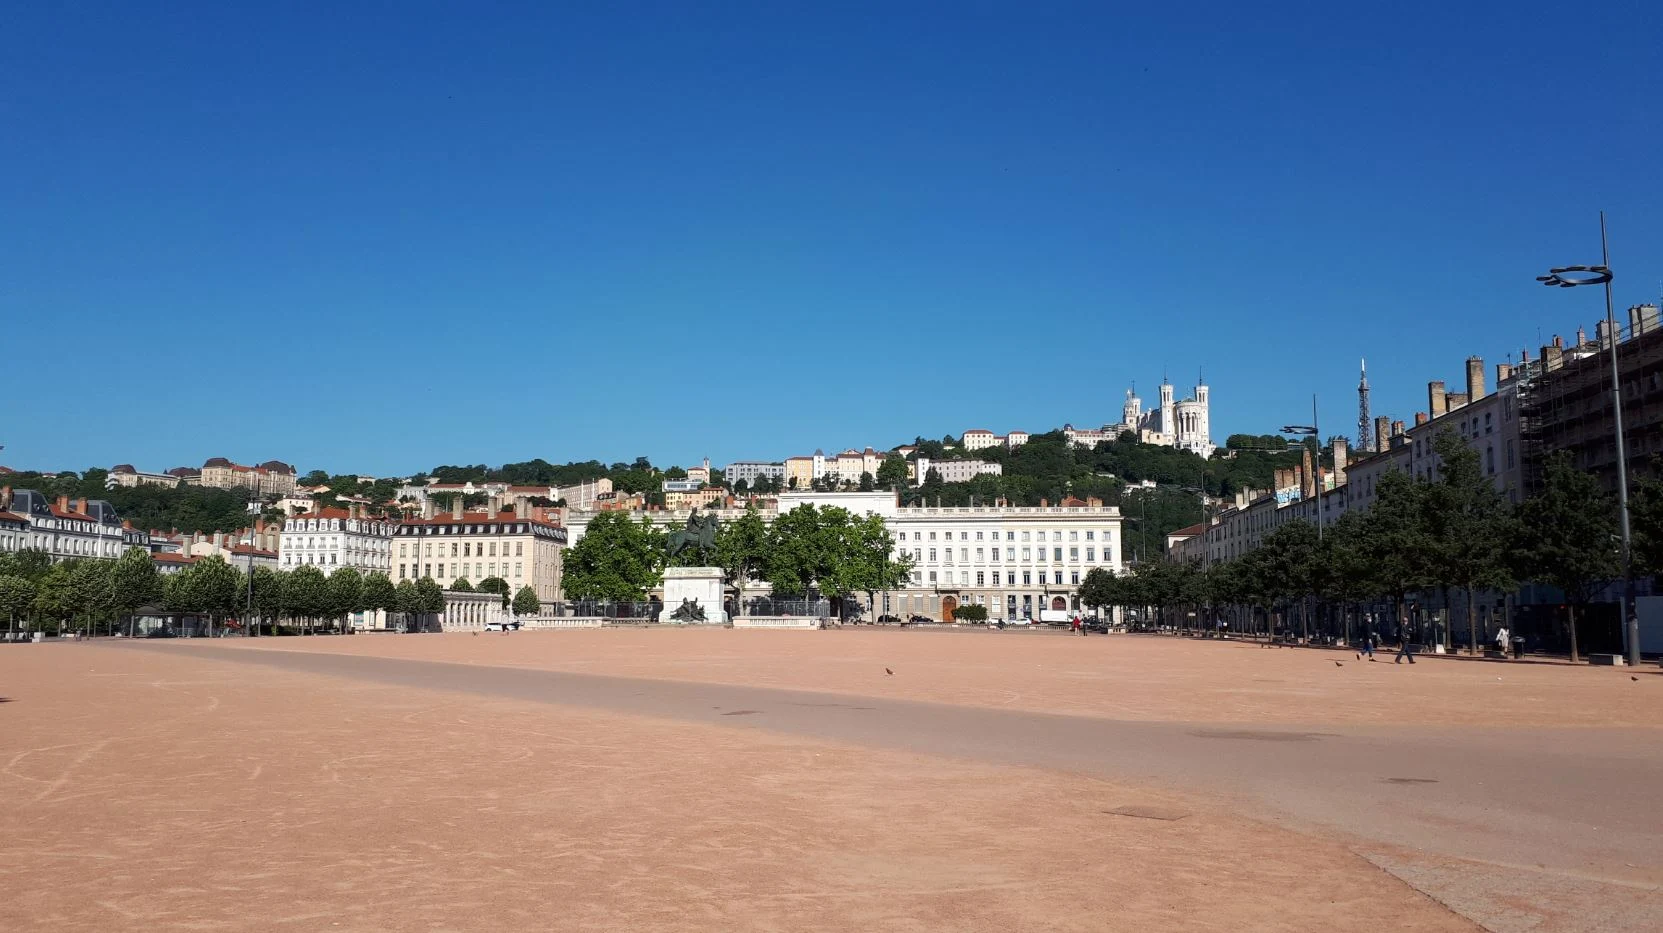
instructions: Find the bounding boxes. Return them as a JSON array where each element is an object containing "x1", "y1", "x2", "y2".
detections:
[
  {"x1": 941, "y1": 596, "x2": 958, "y2": 622},
  {"x1": 1051, "y1": 596, "x2": 1067, "y2": 611}
]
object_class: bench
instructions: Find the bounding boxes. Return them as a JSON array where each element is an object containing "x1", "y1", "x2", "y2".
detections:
[{"x1": 1588, "y1": 653, "x2": 1627, "y2": 666}]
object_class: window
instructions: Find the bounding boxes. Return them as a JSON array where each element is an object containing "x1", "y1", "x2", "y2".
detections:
[
  {"x1": 1071, "y1": 572, "x2": 1080, "y2": 585},
  {"x1": 438, "y1": 563, "x2": 446, "y2": 578},
  {"x1": 1053, "y1": 547, "x2": 1063, "y2": 561},
  {"x1": 975, "y1": 548, "x2": 984, "y2": 561},
  {"x1": 1070, "y1": 547, "x2": 1079, "y2": 560},
  {"x1": 1069, "y1": 531, "x2": 1078, "y2": 541},
  {"x1": 929, "y1": 548, "x2": 937, "y2": 561},
  {"x1": 1006, "y1": 531, "x2": 1014, "y2": 541},
  {"x1": 929, "y1": 532, "x2": 936, "y2": 541},
  {"x1": 912, "y1": 572, "x2": 922, "y2": 584},
  {"x1": 1086, "y1": 531, "x2": 1095, "y2": 540},
  {"x1": 1086, "y1": 547, "x2": 1095, "y2": 561},
  {"x1": 1486, "y1": 447, "x2": 1496, "y2": 475},
  {"x1": 451, "y1": 543, "x2": 458, "y2": 557},
  {"x1": 1006, "y1": 572, "x2": 1016, "y2": 585},
  {"x1": 399, "y1": 543, "x2": 408, "y2": 557},
  {"x1": 488, "y1": 543, "x2": 497, "y2": 557},
  {"x1": 1021, "y1": 531, "x2": 1030, "y2": 542},
  {"x1": 516, "y1": 542, "x2": 523, "y2": 556},
  {"x1": 1006, "y1": 547, "x2": 1015, "y2": 560},
  {"x1": 928, "y1": 571, "x2": 937, "y2": 583},
  {"x1": 1022, "y1": 571, "x2": 1032, "y2": 585},
  {"x1": 959, "y1": 548, "x2": 967, "y2": 562},
  {"x1": 1021, "y1": 547, "x2": 1030, "y2": 560},
  {"x1": 1052, "y1": 531, "x2": 1062, "y2": 541},
  {"x1": 899, "y1": 532, "x2": 907, "y2": 541},
  {"x1": 1054, "y1": 571, "x2": 1063, "y2": 585},
  {"x1": 976, "y1": 572, "x2": 985, "y2": 586},
  {"x1": 960, "y1": 532, "x2": 968, "y2": 541},
  {"x1": 399, "y1": 563, "x2": 406, "y2": 579},
  {"x1": 975, "y1": 531, "x2": 984, "y2": 540}
]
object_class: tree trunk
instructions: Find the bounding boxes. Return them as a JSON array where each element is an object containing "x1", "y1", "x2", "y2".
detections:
[
  {"x1": 1466, "y1": 587, "x2": 1479, "y2": 656},
  {"x1": 1567, "y1": 604, "x2": 1580, "y2": 664}
]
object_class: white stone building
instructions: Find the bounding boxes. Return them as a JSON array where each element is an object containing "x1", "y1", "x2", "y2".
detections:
[
  {"x1": 912, "y1": 458, "x2": 1002, "y2": 485},
  {"x1": 776, "y1": 491, "x2": 1123, "y2": 621},
  {"x1": 278, "y1": 505, "x2": 395, "y2": 574},
  {"x1": 725, "y1": 461, "x2": 786, "y2": 488},
  {"x1": 0, "y1": 489, "x2": 150, "y2": 561}
]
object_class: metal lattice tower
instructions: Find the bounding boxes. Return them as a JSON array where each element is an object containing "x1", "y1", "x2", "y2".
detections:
[{"x1": 1357, "y1": 358, "x2": 1373, "y2": 451}]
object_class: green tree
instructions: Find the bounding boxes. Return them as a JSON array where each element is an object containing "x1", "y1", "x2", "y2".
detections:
[
  {"x1": 326, "y1": 567, "x2": 365, "y2": 632},
  {"x1": 764, "y1": 504, "x2": 832, "y2": 598},
  {"x1": 1516, "y1": 453, "x2": 1620, "y2": 663},
  {"x1": 842, "y1": 512, "x2": 913, "y2": 622},
  {"x1": 33, "y1": 561, "x2": 80, "y2": 634},
  {"x1": 178, "y1": 556, "x2": 243, "y2": 635},
  {"x1": 414, "y1": 577, "x2": 445, "y2": 618},
  {"x1": 714, "y1": 504, "x2": 770, "y2": 617},
  {"x1": 450, "y1": 577, "x2": 474, "y2": 592},
  {"x1": 110, "y1": 546, "x2": 163, "y2": 635},
  {"x1": 476, "y1": 576, "x2": 511, "y2": 607},
  {"x1": 512, "y1": 585, "x2": 541, "y2": 617},
  {"x1": 1421, "y1": 431, "x2": 1518, "y2": 654},
  {"x1": 361, "y1": 572, "x2": 397, "y2": 630},
  {"x1": 0, "y1": 575, "x2": 37, "y2": 636},
  {"x1": 1255, "y1": 521, "x2": 1321, "y2": 640},
  {"x1": 251, "y1": 567, "x2": 287, "y2": 634},
  {"x1": 875, "y1": 455, "x2": 910, "y2": 490},
  {"x1": 858, "y1": 471, "x2": 875, "y2": 492},
  {"x1": 393, "y1": 579, "x2": 419, "y2": 630},
  {"x1": 0, "y1": 548, "x2": 53, "y2": 583},
  {"x1": 70, "y1": 559, "x2": 114, "y2": 635},
  {"x1": 1077, "y1": 567, "x2": 1119, "y2": 616},
  {"x1": 1353, "y1": 471, "x2": 1433, "y2": 644},
  {"x1": 1631, "y1": 461, "x2": 1663, "y2": 580},
  {"x1": 285, "y1": 565, "x2": 331, "y2": 634},
  {"x1": 562, "y1": 512, "x2": 664, "y2": 601},
  {"x1": 953, "y1": 603, "x2": 989, "y2": 622}
]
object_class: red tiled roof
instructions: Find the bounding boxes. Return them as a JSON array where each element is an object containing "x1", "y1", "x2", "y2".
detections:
[
  {"x1": 0, "y1": 510, "x2": 29, "y2": 524},
  {"x1": 1168, "y1": 522, "x2": 1209, "y2": 537},
  {"x1": 50, "y1": 507, "x2": 100, "y2": 523},
  {"x1": 152, "y1": 553, "x2": 197, "y2": 564},
  {"x1": 230, "y1": 544, "x2": 277, "y2": 557},
  {"x1": 290, "y1": 508, "x2": 396, "y2": 522},
  {"x1": 404, "y1": 511, "x2": 562, "y2": 530}
]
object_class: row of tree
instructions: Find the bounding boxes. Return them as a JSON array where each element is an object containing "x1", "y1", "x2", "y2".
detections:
[
  {"x1": 1076, "y1": 433, "x2": 1663, "y2": 661},
  {"x1": 560, "y1": 504, "x2": 913, "y2": 619},
  {"x1": 0, "y1": 549, "x2": 543, "y2": 635}
]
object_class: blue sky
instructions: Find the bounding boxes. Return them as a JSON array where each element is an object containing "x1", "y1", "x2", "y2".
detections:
[{"x1": 3, "y1": 2, "x2": 1660, "y2": 477}]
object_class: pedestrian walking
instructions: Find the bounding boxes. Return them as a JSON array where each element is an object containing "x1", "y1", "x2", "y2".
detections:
[
  {"x1": 1494, "y1": 626, "x2": 1510, "y2": 656},
  {"x1": 1395, "y1": 622, "x2": 1416, "y2": 664},
  {"x1": 1071, "y1": 615, "x2": 1081, "y2": 636},
  {"x1": 1360, "y1": 632, "x2": 1375, "y2": 659}
]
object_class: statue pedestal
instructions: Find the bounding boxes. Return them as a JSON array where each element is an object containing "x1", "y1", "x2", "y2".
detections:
[{"x1": 659, "y1": 567, "x2": 728, "y2": 624}]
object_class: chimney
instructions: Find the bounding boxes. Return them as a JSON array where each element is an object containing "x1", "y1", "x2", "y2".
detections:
[
  {"x1": 451, "y1": 497, "x2": 464, "y2": 521},
  {"x1": 213, "y1": 532, "x2": 225, "y2": 549},
  {"x1": 1632, "y1": 304, "x2": 1661, "y2": 335},
  {"x1": 1428, "y1": 380, "x2": 1447, "y2": 418},
  {"x1": 1446, "y1": 391, "x2": 1470, "y2": 410},
  {"x1": 421, "y1": 499, "x2": 435, "y2": 520},
  {"x1": 1391, "y1": 419, "x2": 1406, "y2": 438},
  {"x1": 1332, "y1": 437, "x2": 1348, "y2": 486},
  {"x1": 1415, "y1": 412, "x2": 1429, "y2": 426},
  {"x1": 1301, "y1": 448, "x2": 1315, "y2": 498},
  {"x1": 1543, "y1": 343, "x2": 1564, "y2": 370},
  {"x1": 1553, "y1": 334, "x2": 1564, "y2": 349},
  {"x1": 1466, "y1": 356, "x2": 1485, "y2": 400},
  {"x1": 1577, "y1": 326, "x2": 1588, "y2": 346},
  {"x1": 75, "y1": 497, "x2": 88, "y2": 515},
  {"x1": 515, "y1": 498, "x2": 529, "y2": 520},
  {"x1": 1, "y1": 486, "x2": 9, "y2": 510},
  {"x1": 1496, "y1": 362, "x2": 1513, "y2": 384}
]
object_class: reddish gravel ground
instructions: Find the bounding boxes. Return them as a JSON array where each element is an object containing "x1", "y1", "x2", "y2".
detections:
[
  {"x1": 1, "y1": 630, "x2": 1657, "y2": 932},
  {"x1": 217, "y1": 626, "x2": 1663, "y2": 728}
]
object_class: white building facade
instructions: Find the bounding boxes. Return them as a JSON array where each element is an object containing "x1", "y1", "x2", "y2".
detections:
[
  {"x1": 724, "y1": 461, "x2": 786, "y2": 487},
  {"x1": 278, "y1": 506, "x2": 396, "y2": 574}
]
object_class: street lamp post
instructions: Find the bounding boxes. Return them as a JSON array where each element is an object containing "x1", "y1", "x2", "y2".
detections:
[
  {"x1": 1536, "y1": 211, "x2": 1639, "y2": 668},
  {"x1": 1283, "y1": 396, "x2": 1324, "y2": 646}
]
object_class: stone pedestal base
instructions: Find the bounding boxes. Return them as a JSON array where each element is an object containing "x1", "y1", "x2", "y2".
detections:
[{"x1": 659, "y1": 567, "x2": 728, "y2": 624}]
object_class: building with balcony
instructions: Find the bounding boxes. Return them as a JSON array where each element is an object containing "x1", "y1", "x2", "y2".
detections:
[
  {"x1": 393, "y1": 498, "x2": 567, "y2": 601},
  {"x1": 278, "y1": 504, "x2": 395, "y2": 574}
]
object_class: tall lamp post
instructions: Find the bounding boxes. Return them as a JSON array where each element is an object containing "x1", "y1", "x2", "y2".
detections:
[
  {"x1": 1536, "y1": 211, "x2": 1638, "y2": 667},
  {"x1": 1281, "y1": 394, "x2": 1324, "y2": 541}
]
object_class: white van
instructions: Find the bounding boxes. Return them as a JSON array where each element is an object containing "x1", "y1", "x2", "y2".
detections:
[{"x1": 1037, "y1": 609, "x2": 1073, "y2": 625}]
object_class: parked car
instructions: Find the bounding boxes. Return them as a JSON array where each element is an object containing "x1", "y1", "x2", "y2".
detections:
[
  {"x1": 905, "y1": 614, "x2": 934, "y2": 625},
  {"x1": 484, "y1": 620, "x2": 520, "y2": 632}
]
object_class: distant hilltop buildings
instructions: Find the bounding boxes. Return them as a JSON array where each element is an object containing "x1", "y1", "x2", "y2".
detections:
[
  {"x1": 973, "y1": 375, "x2": 1216, "y2": 459},
  {"x1": 106, "y1": 458, "x2": 297, "y2": 497}
]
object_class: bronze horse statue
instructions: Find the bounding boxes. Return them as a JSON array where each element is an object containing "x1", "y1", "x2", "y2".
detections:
[{"x1": 666, "y1": 511, "x2": 719, "y2": 562}]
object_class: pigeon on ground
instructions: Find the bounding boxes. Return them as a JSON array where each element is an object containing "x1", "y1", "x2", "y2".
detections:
[
  {"x1": 1334, "y1": 661, "x2": 1343, "y2": 667},
  {"x1": 885, "y1": 668, "x2": 894, "y2": 676},
  {"x1": 1633, "y1": 676, "x2": 1640, "y2": 682},
  {"x1": 1355, "y1": 652, "x2": 1361, "y2": 660}
]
